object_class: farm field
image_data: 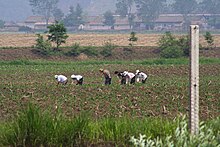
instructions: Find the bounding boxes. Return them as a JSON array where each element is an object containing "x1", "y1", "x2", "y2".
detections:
[
  {"x1": 0, "y1": 59, "x2": 219, "y2": 122},
  {"x1": 0, "y1": 32, "x2": 219, "y2": 146},
  {"x1": 1, "y1": 33, "x2": 220, "y2": 47}
]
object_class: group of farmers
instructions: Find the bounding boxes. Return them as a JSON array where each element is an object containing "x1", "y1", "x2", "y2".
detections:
[{"x1": 54, "y1": 68, "x2": 148, "y2": 86}]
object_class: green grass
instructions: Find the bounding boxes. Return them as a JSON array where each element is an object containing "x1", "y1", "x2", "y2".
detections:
[
  {"x1": 0, "y1": 104, "x2": 177, "y2": 146},
  {"x1": 0, "y1": 104, "x2": 219, "y2": 146}
]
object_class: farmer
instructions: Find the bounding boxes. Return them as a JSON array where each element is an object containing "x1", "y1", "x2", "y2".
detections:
[
  {"x1": 71, "y1": 74, "x2": 83, "y2": 85},
  {"x1": 54, "y1": 75, "x2": 68, "y2": 85},
  {"x1": 123, "y1": 71, "x2": 136, "y2": 84},
  {"x1": 135, "y1": 70, "x2": 148, "y2": 83},
  {"x1": 99, "y1": 68, "x2": 111, "y2": 85},
  {"x1": 114, "y1": 71, "x2": 126, "y2": 84}
]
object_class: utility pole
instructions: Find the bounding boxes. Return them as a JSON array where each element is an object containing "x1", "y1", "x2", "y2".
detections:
[{"x1": 189, "y1": 25, "x2": 199, "y2": 135}]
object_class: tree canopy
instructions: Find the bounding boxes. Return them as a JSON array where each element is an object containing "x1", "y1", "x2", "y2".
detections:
[
  {"x1": 29, "y1": 0, "x2": 59, "y2": 26},
  {"x1": 135, "y1": 0, "x2": 166, "y2": 27},
  {"x1": 47, "y1": 21, "x2": 68, "y2": 50},
  {"x1": 63, "y1": 4, "x2": 84, "y2": 27},
  {"x1": 103, "y1": 11, "x2": 116, "y2": 28}
]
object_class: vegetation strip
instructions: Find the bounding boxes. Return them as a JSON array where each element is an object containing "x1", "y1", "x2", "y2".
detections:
[{"x1": 0, "y1": 58, "x2": 220, "y2": 66}]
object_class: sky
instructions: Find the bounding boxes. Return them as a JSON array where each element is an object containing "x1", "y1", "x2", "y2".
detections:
[{"x1": 0, "y1": 0, "x2": 32, "y2": 21}]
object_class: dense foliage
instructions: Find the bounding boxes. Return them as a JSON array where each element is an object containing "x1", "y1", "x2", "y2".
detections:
[
  {"x1": 158, "y1": 32, "x2": 190, "y2": 58},
  {"x1": 47, "y1": 22, "x2": 68, "y2": 50}
]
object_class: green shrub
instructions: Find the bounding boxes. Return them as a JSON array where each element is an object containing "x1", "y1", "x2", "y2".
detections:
[
  {"x1": 128, "y1": 31, "x2": 138, "y2": 47},
  {"x1": 66, "y1": 43, "x2": 81, "y2": 56},
  {"x1": 100, "y1": 41, "x2": 116, "y2": 57},
  {"x1": 204, "y1": 31, "x2": 214, "y2": 49},
  {"x1": 160, "y1": 44, "x2": 184, "y2": 58},
  {"x1": 66, "y1": 44, "x2": 98, "y2": 57},
  {"x1": 158, "y1": 32, "x2": 186, "y2": 58},
  {"x1": 130, "y1": 116, "x2": 219, "y2": 147},
  {"x1": 35, "y1": 34, "x2": 52, "y2": 55},
  {"x1": 81, "y1": 46, "x2": 98, "y2": 56},
  {"x1": 178, "y1": 35, "x2": 190, "y2": 56}
]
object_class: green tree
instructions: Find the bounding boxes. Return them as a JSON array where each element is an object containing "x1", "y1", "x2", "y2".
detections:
[
  {"x1": 63, "y1": 4, "x2": 84, "y2": 27},
  {"x1": 204, "y1": 31, "x2": 214, "y2": 49},
  {"x1": 0, "y1": 20, "x2": 5, "y2": 28},
  {"x1": 103, "y1": 11, "x2": 116, "y2": 29},
  {"x1": 199, "y1": 0, "x2": 220, "y2": 28},
  {"x1": 158, "y1": 32, "x2": 184, "y2": 58},
  {"x1": 53, "y1": 8, "x2": 64, "y2": 22},
  {"x1": 172, "y1": 0, "x2": 197, "y2": 30},
  {"x1": 115, "y1": 0, "x2": 135, "y2": 29},
  {"x1": 135, "y1": 0, "x2": 166, "y2": 29},
  {"x1": 29, "y1": 0, "x2": 59, "y2": 26},
  {"x1": 47, "y1": 21, "x2": 68, "y2": 50},
  {"x1": 128, "y1": 31, "x2": 138, "y2": 46}
]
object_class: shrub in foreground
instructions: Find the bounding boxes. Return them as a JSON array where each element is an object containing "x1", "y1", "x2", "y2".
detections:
[
  {"x1": 0, "y1": 104, "x2": 219, "y2": 146},
  {"x1": 130, "y1": 116, "x2": 220, "y2": 147}
]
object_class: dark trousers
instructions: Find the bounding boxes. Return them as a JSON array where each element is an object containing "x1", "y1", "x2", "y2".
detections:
[
  {"x1": 77, "y1": 78, "x2": 83, "y2": 85},
  {"x1": 130, "y1": 77, "x2": 136, "y2": 84},
  {"x1": 121, "y1": 77, "x2": 126, "y2": 85},
  {"x1": 105, "y1": 77, "x2": 111, "y2": 85},
  {"x1": 142, "y1": 78, "x2": 147, "y2": 84}
]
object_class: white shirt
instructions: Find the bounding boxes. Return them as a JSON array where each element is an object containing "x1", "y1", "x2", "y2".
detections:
[
  {"x1": 57, "y1": 75, "x2": 67, "y2": 83},
  {"x1": 71, "y1": 75, "x2": 83, "y2": 81},
  {"x1": 136, "y1": 72, "x2": 148, "y2": 80},
  {"x1": 123, "y1": 71, "x2": 135, "y2": 79}
]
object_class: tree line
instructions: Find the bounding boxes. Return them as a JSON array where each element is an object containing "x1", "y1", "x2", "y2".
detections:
[{"x1": 27, "y1": 0, "x2": 220, "y2": 30}]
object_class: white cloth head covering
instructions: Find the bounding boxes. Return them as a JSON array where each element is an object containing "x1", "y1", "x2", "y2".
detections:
[
  {"x1": 71, "y1": 74, "x2": 76, "y2": 79},
  {"x1": 123, "y1": 71, "x2": 128, "y2": 76},
  {"x1": 136, "y1": 70, "x2": 140, "y2": 74},
  {"x1": 55, "y1": 75, "x2": 58, "y2": 79}
]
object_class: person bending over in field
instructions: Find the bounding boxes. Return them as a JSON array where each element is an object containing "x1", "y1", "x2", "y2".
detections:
[
  {"x1": 135, "y1": 70, "x2": 148, "y2": 83},
  {"x1": 99, "y1": 68, "x2": 111, "y2": 85},
  {"x1": 114, "y1": 71, "x2": 126, "y2": 84},
  {"x1": 71, "y1": 74, "x2": 83, "y2": 85},
  {"x1": 55, "y1": 75, "x2": 68, "y2": 85},
  {"x1": 123, "y1": 71, "x2": 136, "y2": 84}
]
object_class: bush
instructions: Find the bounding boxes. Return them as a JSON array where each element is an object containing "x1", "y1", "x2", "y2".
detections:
[
  {"x1": 128, "y1": 32, "x2": 138, "y2": 47},
  {"x1": 35, "y1": 34, "x2": 52, "y2": 55},
  {"x1": 100, "y1": 41, "x2": 116, "y2": 57},
  {"x1": 177, "y1": 35, "x2": 190, "y2": 56},
  {"x1": 66, "y1": 43, "x2": 81, "y2": 56},
  {"x1": 204, "y1": 31, "x2": 214, "y2": 49},
  {"x1": 81, "y1": 46, "x2": 98, "y2": 56},
  {"x1": 158, "y1": 32, "x2": 190, "y2": 58},
  {"x1": 160, "y1": 45, "x2": 184, "y2": 58},
  {"x1": 66, "y1": 44, "x2": 98, "y2": 57},
  {"x1": 130, "y1": 116, "x2": 219, "y2": 147}
]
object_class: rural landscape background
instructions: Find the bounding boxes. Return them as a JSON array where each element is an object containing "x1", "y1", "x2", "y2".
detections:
[
  {"x1": 0, "y1": 0, "x2": 220, "y2": 146},
  {"x1": 0, "y1": 32, "x2": 220, "y2": 146}
]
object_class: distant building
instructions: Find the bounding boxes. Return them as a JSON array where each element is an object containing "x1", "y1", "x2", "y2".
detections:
[
  {"x1": 24, "y1": 16, "x2": 55, "y2": 30},
  {"x1": 82, "y1": 15, "x2": 131, "y2": 31},
  {"x1": 3, "y1": 21, "x2": 20, "y2": 32},
  {"x1": 154, "y1": 14, "x2": 184, "y2": 31}
]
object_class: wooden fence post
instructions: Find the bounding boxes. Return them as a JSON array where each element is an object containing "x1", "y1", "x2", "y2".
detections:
[{"x1": 189, "y1": 25, "x2": 199, "y2": 135}]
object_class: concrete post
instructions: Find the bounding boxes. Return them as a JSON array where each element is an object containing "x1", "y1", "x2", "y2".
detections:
[{"x1": 189, "y1": 25, "x2": 199, "y2": 135}]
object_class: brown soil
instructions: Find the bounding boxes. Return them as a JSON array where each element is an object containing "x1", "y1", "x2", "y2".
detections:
[{"x1": 0, "y1": 46, "x2": 219, "y2": 61}]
